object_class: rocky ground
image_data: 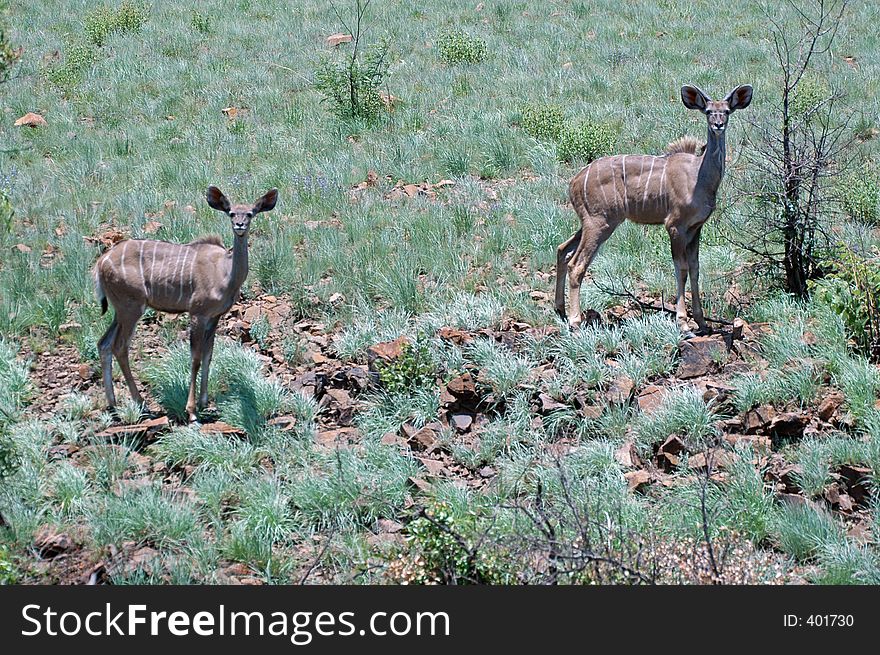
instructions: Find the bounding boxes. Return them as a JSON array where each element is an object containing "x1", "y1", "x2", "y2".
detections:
[{"x1": 11, "y1": 289, "x2": 877, "y2": 585}]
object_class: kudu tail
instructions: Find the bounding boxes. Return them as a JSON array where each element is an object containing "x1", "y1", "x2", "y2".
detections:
[{"x1": 94, "y1": 267, "x2": 108, "y2": 315}]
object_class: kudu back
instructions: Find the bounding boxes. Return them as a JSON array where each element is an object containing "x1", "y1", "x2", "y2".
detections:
[
  {"x1": 94, "y1": 186, "x2": 278, "y2": 422},
  {"x1": 555, "y1": 84, "x2": 752, "y2": 336}
]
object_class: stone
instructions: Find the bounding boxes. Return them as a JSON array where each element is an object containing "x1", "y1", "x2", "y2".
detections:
[{"x1": 677, "y1": 335, "x2": 727, "y2": 379}]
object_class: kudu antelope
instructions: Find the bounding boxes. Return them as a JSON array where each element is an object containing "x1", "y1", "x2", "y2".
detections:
[
  {"x1": 94, "y1": 186, "x2": 278, "y2": 422},
  {"x1": 555, "y1": 84, "x2": 753, "y2": 335}
]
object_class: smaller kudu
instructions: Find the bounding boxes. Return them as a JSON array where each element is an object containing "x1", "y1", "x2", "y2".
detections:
[
  {"x1": 555, "y1": 84, "x2": 753, "y2": 335},
  {"x1": 94, "y1": 186, "x2": 278, "y2": 422}
]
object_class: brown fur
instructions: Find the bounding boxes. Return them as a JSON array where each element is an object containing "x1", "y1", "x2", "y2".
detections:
[
  {"x1": 665, "y1": 136, "x2": 704, "y2": 156},
  {"x1": 555, "y1": 84, "x2": 753, "y2": 335},
  {"x1": 96, "y1": 187, "x2": 278, "y2": 422}
]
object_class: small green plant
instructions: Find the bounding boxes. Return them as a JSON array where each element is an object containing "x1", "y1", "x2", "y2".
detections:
[
  {"x1": 0, "y1": 544, "x2": 19, "y2": 584},
  {"x1": 519, "y1": 102, "x2": 565, "y2": 142},
  {"x1": 313, "y1": 1, "x2": 391, "y2": 121},
  {"x1": 0, "y1": 189, "x2": 13, "y2": 235},
  {"x1": 249, "y1": 314, "x2": 271, "y2": 350},
  {"x1": 437, "y1": 29, "x2": 487, "y2": 65},
  {"x1": 315, "y1": 40, "x2": 390, "y2": 121},
  {"x1": 84, "y1": 2, "x2": 149, "y2": 46},
  {"x1": 46, "y1": 2, "x2": 149, "y2": 91},
  {"x1": 45, "y1": 38, "x2": 99, "y2": 91},
  {"x1": 400, "y1": 501, "x2": 508, "y2": 584},
  {"x1": 0, "y1": 429, "x2": 19, "y2": 480},
  {"x1": 0, "y1": 20, "x2": 19, "y2": 84},
  {"x1": 190, "y1": 10, "x2": 211, "y2": 34},
  {"x1": 377, "y1": 339, "x2": 436, "y2": 392},
  {"x1": 556, "y1": 119, "x2": 617, "y2": 163},
  {"x1": 839, "y1": 167, "x2": 879, "y2": 224},
  {"x1": 812, "y1": 248, "x2": 880, "y2": 361}
]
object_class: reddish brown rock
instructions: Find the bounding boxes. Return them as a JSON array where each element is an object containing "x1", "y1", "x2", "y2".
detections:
[
  {"x1": 636, "y1": 385, "x2": 665, "y2": 414},
  {"x1": 606, "y1": 375, "x2": 634, "y2": 404},
  {"x1": 677, "y1": 335, "x2": 727, "y2": 379},
  {"x1": 624, "y1": 470, "x2": 652, "y2": 492}
]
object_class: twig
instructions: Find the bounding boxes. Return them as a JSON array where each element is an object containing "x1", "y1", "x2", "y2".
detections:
[
  {"x1": 298, "y1": 528, "x2": 336, "y2": 585},
  {"x1": 592, "y1": 280, "x2": 734, "y2": 326}
]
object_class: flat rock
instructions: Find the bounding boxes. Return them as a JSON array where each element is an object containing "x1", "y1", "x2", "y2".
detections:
[
  {"x1": 677, "y1": 335, "x2": 727, "y2": 379},
  {"x1": 624, "y1": 470, "x2": 652, "y2": 492},
  {"x1": 606, "y1": 374, "x2": 634, "y2": 404}
]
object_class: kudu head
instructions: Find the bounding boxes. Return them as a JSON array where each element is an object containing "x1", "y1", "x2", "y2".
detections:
[
  {"x1": 206, "y1": 186, "x2": 279, "y2": 237},
  {"x1": 680, "y1": 84, "x2": 753, "y2": 134}
]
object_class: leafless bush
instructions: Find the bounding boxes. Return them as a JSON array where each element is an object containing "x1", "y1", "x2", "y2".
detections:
[{"x1": 733, "y1": 0, "x2": 858, "y2": 297}]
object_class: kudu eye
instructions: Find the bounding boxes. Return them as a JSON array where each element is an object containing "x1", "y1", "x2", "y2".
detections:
[{"x1": 246, "y1": 212, "x2": 253, "y2": 218}]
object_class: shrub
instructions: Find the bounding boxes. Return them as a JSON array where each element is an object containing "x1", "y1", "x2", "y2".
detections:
[
  {"x1": 0, "y1": 20, "x2": 19, "y2": 84},
  {"x1": 839, "y1": 168, "x2": 879, "y2": 224},
  {"x1": 812, "y1": 249, "x2": 880, "y2": 361},
  {"x1": 398, "y1": 501, "x2": 509, "y2": 584},
  {"x1": 556, "y1": 119, "x2": 617, "y2": 163},
  {"x1": 46, "y1": 2, "x2": 149, "y2": 91},
  {"x1": 0, "y1": 544, "x2": 18, "y2": 584},
  {"x1": 789, "y1": 77, "x2": 830, "y2": 118},
  {"x1": 84, "y1": 2, "x2": 149, "y2": 46},
  {"x1": 377, "y1": 339, "x2": 437, "y2": 392},
  {"x1": 45, "y1": 38, "x2": 99, "y2": 91},
  {"x1": 190, "y1": 10, "x2": 211, "y2": 34},
  {"x1": 519, "y1": 102, "x2": 565, "y2": 142},
  {"x1": 314, "y1": 40, "x2": 391, "y2": 121},
  {"x1": 437, "y1": 29, "x2": 487, "y2": 65}
]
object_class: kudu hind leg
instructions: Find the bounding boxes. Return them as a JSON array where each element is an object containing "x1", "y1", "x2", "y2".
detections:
[
  {"x1": 555, "y1": 229, "x2": 582, "y2": 318},
  {"x1": 98, "y1": 318, "x2": 119, "y2": 409},
  {"x1": 566, "y1": 218, "x2": 620, "y2": 328},
  {"x1": 111, "y1": 308, "x2": 146, "y2": 407}
]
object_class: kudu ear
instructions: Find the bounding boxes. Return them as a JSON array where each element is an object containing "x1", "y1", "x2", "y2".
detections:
[
  {"x1": 725, "y1": 84, "x2": 753, "y2": 112},
  {"x1": 206, "y1": 186, "x2": 231, "y2": 213},
  {"x1": 253, "y1": 188, "x2": 278, "y2": 214},
  {"x1": 681, "y1": 84, "x2": 710, "y2": 111}
]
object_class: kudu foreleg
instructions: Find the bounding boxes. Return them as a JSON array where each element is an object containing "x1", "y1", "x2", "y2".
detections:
[
  {"x1": 198, "y1": 316, "x2": 220, "y2": 412},
  {"x1": 185, "y1": 319, "x2": 207, "y2": 423},
  {"x1": 686, "y1": 225, "x2": 709, "y2": 334},
  {"x1": 668, "y1": 227, "x2": 692, "y2": 334}
]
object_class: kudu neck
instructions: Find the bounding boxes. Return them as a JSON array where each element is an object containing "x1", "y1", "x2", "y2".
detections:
[
  {"x1": 229, "y1": 233, "x2": 249, "y2": 292},
  {"x1": 698, "y1": 127, "x2": 726, "y2": 194}
]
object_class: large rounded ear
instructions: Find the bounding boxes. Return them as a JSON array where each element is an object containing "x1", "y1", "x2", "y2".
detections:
[
  {"x1": 253, "y1": 188, "x2": 278, "y2": 214},
  {"x1": 681, "y1": 84, "x2": 710, "y2": 111},
  {"x1": 206, "y1": 186, "x2": 231, "y2": 213},
  {"x1": 725, "y1": 84, "x2": 753, "y2": 112}
]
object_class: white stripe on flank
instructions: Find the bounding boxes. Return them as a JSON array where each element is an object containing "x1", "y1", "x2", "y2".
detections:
[
  {"x1": 149, "y1": 241, "x2": 158, "y2": 298},
  {"x1": 659, "y1": 163, "x2": 668, "y2": 214},
  {"x1": 621, "y1": 155, "x2": 628, "y2": 215},
  {"x1": 176, "y1": 250, "x2": 190, "y2": 304},
  {"x1": 642, "y1": 158, "x2": 655, "y2": 210},
  {"x1": 167, "y1": 251, "x2": 182, "y2": 303},
  {"x1": 582, "y1": 164, "x2": 591, "y2": 214},
  {"x1": 187, "y1": 251, "x2": 197, "y2": 304},
  {"x1": 138, "y1": 242, "x2": 147, "y2": 297},
  {"x1": 101, "y1": 253, "x2": 117, "y2": 277},
  {"x1": 120, "y1": 241, "x2": 129, "y2": 285},
  {"x1": 598, "y1": 159, "x2": 610, "y2": 208}
]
